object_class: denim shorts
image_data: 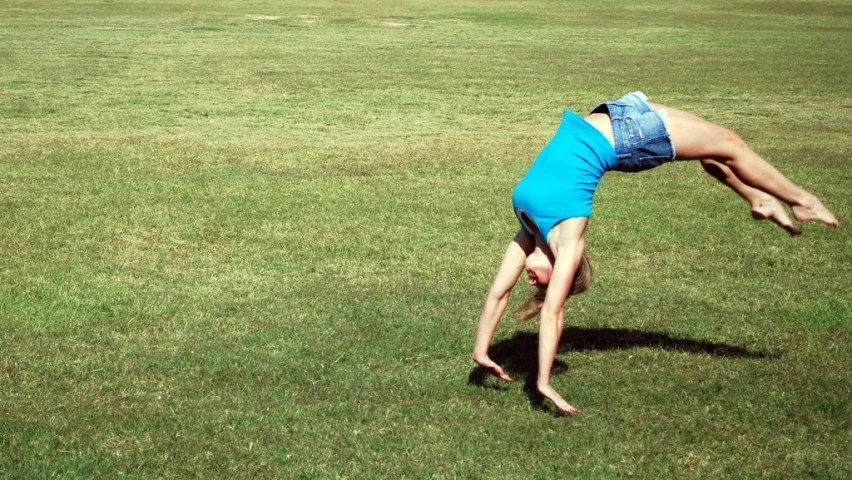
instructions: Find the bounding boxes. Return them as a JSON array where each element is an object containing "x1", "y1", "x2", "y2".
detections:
[{"x1": 591, "y1": 91, "x2": 676, "y2": 173}]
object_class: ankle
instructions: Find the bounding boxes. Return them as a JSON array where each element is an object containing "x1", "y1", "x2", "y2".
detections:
[
  {"x1": 790, "y1": 192, "x2": 816, "y2": 210},
  {"x1": 748, "y1": 193, "x2": 775, "y2": 209}
]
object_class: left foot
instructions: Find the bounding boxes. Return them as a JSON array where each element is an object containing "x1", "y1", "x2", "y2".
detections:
[
  {"x1": 751, "y1": 197, "x2": 801, "y2": 236},
  {"x1": 792, "y1": 197, "x2": 839, "y2": 227}
]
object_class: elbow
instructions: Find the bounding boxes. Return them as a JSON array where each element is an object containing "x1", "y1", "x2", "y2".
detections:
[
  {"x1": 486, "y1": 287, "x2": 510, "y2": 304},
  {"x1": 539, "y1": 308, "x2": 560, "y2": 323}
]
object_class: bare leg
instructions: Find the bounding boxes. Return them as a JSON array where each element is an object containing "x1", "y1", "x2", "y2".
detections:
[
  {"x1": 649, "y1": 102, "x2": 838, "y2": 227},
  {"x1": 701, "y1": 159, "x2": 801, "y2": 235}
]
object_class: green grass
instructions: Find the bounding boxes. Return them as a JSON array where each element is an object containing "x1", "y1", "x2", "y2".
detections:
[{"x1": 1, "y1": 0, "x2": 850, "y2": 478}]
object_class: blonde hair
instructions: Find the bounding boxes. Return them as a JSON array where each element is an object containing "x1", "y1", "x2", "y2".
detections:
[{"x1": 516, "y1": 253, "x2": 592, "y2": 322}]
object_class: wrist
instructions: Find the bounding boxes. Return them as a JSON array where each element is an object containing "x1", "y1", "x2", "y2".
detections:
[{"x1": 472, "y1": 350, "x2": 489, "y2": 361}]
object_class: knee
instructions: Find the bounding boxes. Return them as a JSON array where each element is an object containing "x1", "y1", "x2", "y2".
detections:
[
  {"x1": 712, "y1": 126, "x2": 749, "y2": 161},
  {"x1": 719, "y1": 126, "x2": 746, "y2": 146}
]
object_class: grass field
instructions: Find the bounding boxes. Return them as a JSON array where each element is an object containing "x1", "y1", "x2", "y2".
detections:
[{"x1": 1, "y1": 0, "x2": 850, "y2": 478}]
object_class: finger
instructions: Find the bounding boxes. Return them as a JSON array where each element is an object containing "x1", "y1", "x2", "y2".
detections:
[
  {"x1": 540, "y1": 388, "x2": 580, "y2": 414},
  {"x1": 559, "y1": 404, "x2": 581, "y2": 415},
  {"x1": 552, "y1": 400, "x2": 580, "y2": 415},
  {"x1": 489, "y1": 365, "x2": 513, "y2": 382}
]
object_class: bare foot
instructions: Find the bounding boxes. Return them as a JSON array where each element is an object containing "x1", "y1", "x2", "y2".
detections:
[
  {"x1": 751, "y1": 197, "x2": 801, "y2": 236},
  {"x1": 792, "y1": 197, "x2": 839, "y2": 227}
]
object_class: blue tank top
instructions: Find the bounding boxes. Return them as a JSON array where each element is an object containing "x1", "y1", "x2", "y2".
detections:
[{"x1": 511, "y1": 111, "x2": 617, "y2": 242}]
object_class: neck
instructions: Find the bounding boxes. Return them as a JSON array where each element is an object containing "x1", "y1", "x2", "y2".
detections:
[
  {"x1": 536, "y1": 229, "x2": 559, "y2": 259},
  {"x1": 533, "y1": 234, "x2": 556, "y2": 263}
]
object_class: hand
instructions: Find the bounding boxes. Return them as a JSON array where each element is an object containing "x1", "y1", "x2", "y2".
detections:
[
  {"x1": 472, "y1": 352, "x2": 512, "y2": 382},
  {"x1": 537, "y1": 383, "x2": 581, "y2": 415}
]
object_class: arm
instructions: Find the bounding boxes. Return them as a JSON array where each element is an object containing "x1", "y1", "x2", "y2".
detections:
[
  {"x1": 472, "y1": 229, "x2": 534, "y2": 381},
  {"x1": 536, "y1": 218, "x2": 587, "y2": 414}
]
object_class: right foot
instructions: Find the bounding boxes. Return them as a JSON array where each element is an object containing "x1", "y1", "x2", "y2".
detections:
[
  {"x1": 751, "y1": 197, "x2": 802, "y2": 236},
  {"x1": 792, "y1": 197, "x2": 839, "y2": 227}
]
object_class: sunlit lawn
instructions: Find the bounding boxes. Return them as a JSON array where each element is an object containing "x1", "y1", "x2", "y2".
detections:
[{"x1": 1, "y1": 0, "x2": 850, "y2": 478}]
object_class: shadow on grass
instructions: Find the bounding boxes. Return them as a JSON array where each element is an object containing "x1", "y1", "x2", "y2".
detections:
[{"x1": 468, "y1": 327, "x2": 768, "y2": 414}]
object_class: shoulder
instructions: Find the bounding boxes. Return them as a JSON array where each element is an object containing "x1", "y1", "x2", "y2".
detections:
[{"x1": 548, "y1": 217, "x2": 589, "y2": 253}]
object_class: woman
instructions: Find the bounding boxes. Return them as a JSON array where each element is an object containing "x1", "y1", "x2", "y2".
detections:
[{"x1": 472, "y1": 92, "x2": 838, "y2": 415}]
